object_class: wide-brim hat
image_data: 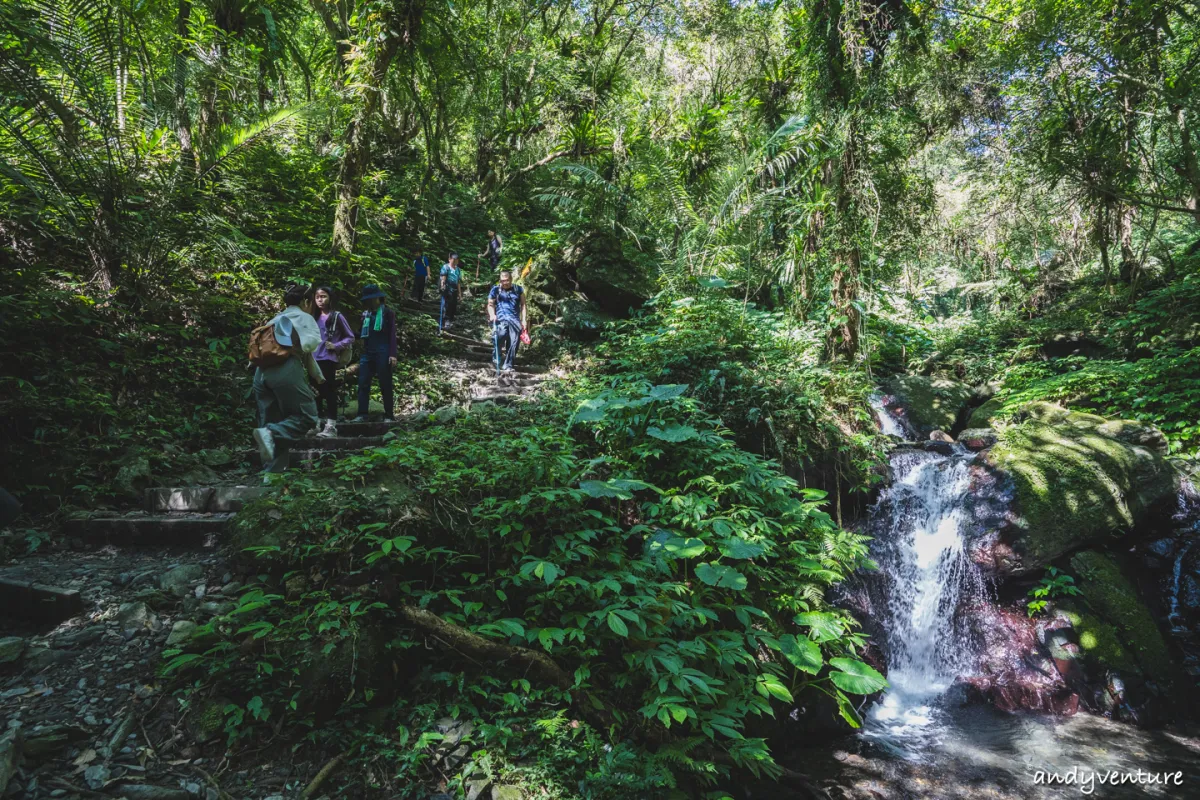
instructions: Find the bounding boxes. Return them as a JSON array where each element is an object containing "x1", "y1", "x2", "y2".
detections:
[{"x1": 360, "y1": 284, "x2": 387, "y2": 303}]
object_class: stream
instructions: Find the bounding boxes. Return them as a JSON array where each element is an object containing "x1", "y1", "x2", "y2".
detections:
[{"x1": 789, "y1": 398, "x2": 1200, "y2": 799}]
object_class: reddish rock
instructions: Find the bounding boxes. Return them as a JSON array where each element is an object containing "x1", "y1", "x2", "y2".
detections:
[{"x1": 962, "y1": 604, "x2": 1081, "y2": 716}]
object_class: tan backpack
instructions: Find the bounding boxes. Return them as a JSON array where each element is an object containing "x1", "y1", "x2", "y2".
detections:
[{"x1": 248, "y1": 320, "x2": 294, "y2": 368}]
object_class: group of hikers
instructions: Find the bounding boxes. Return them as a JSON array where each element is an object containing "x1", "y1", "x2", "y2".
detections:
[{"x1": 248, "y1": 230, "x2": 527, "y2": 474}]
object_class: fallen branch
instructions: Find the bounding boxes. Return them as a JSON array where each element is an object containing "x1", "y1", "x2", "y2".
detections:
[
  {"x1": 395, "y1": 604, "x2": 613, "y2": 732},
  {"x1": 301, "y1": 752, "x2": 345, "y2": 799}
]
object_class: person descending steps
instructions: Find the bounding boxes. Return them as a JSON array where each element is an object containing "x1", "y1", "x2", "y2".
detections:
[
  {"x1": 488, "y1": 269, "x2": 528, "y2": 373},
  {"x1": 353, "y1": 284, "x2": 398, "y2": 422},
  {"x1": 249, "y1": 283, "x2": 324, "y2": 476},
  {"x1": 479, "y1": 229, "x2": 502, "y2": 271},
  {"x1": 312, "y1": 285, "x2": 356, "y2": 438},
  {"x1": 411, "y1": 246, "x2": 430, "y2": 303},
  {"x1": 439, "y1": 252, "x2": 463, "y2": 332}
]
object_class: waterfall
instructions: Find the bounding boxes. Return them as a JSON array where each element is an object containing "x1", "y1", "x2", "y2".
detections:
[
  {"x1": 862, "y1": 402, "x2": 985, "y2": 757},
  {"x1": 869, "y1": 392, "x2": 910, "y2": 439}
]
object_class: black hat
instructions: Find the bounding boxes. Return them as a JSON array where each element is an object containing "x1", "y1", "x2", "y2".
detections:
[{"x1": 360, "y1": 284, "x2": 387, "y2": 303}]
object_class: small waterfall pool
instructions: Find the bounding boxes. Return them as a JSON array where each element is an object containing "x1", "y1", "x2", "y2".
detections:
[{"x1": 798, "y1": 395, "x2": 1200, "y2": 797}]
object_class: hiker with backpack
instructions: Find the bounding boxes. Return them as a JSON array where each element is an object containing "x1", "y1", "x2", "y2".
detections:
[
  {"x1": 479, "y1": 230, "x2": 502, "y2": 270},
  {"x1": 412, "y1": 246, "x2": 431, "y2": 303},
  {"x1": 312, "y1": 286, "x2": 356, "y2": 437},
  {"x1": 488, "y1": 269, "x2": 528, "y2": 373},
  {"x1": 439, "y1": 252, "x2": 463, "y2": 332},
  {"x1": 353, "y1": 284, "x2": 398, "y2": 422},
  {"x1": 249, "y1": 283, "x2": 324, "y2": 474}
]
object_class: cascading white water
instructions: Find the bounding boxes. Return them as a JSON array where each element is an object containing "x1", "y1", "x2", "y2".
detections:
[
  {"x1": 862, "y1": 403, "x2": 984, "y2": 757},
  {"x1": 869, "y1": 392, "x2": 910, "y2": 439}
]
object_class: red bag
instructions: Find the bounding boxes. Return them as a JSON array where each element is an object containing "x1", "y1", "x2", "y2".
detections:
[{"x1": 519, "y1": 328, "x2": 532, "y2": 345}]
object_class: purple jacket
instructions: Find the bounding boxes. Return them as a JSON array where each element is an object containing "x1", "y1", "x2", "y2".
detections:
[{"x1": 315, "y1": 311, "x2": 357, "y2": 362}]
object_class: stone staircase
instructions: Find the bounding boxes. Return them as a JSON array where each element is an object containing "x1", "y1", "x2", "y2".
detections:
[{"x1": 50, "y1": 291, "x2": 553, "y2": 558}]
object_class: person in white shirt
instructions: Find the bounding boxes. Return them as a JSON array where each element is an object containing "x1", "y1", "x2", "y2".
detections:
[{"x1": 252, "y1": 284, "x2": 324, "y2": 474}]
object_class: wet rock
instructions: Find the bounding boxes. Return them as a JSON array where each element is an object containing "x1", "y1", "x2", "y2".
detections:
[
  {"x1": 978, "y1": 404, "x2": 1175, "y2": 575},
  {"x1": 117, "y1": 602, "x2": 153, "y2": 628},
  {"x1": 929, "y1": 429, "x2": 954, "y2": 443},
  {"x1": 1064, "y1": 550, "x2": 1179, "y2": 691},
  {"x1": 466, "y1": 780, "x2": 493, "y2": 800},
  {"x1": 962, "y1": 604, "x2": 1080, "y2": 715},
  {"x1": 83, "y1": 763, "x2": 110, "y2": 789},
  {"x1": 22, "y1": 724, "x2": 87, "y2": 760},
  {"x1": 957, "y1": 428, "x2": 998, "y2": 451},
  {"x1": 114, "y1": 456, "x2": 152, "y2": 499},
  {"x1": 1096, "y1": 419, "x2": 1169, "y2": 456},
  {"x1": 166, "y1": 621, "x2": 197, "y2": 646},
  {"x1": 160, "y1": 565, "x2": 205, "y2": 597},
  {"x1": 492, "y1": 786, "x2": 523, "y2": 800},
  {"x1": 0, "y1": 728, "x2": 20, "y2": 796},
  {"x1": 1146, "y1": 537, "x2": 1177, "y2": 560},
  {"x1": 0, "y1": 636, "x2": 25, "y2": 664},
  {"x1": 883, "y1": 375, "x2": 973, "y2": 436},
  {"x1": 53, "y1": 626, "x2": 105, "y2": 649},
  {"x1": 24, "y1": 646, "x2": 76, "y2": 671},
  {"x1": 430, "y1": 405, "x2": 460, "y2": 425},
  {"x1": 112, "y1": 785, "x2": 193, "y2": 800}
]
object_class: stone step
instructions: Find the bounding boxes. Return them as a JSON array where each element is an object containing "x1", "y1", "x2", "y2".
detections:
[
  {"x1": 63, "y1": 514, "x2": 233, "y2": 546},
  {"x1": 471, "y1": 391, "x2": 527, "y2": 404},
  {"x1": 145, "y1": 486, "x2": 263, "y2": 513},
  {"x1": 294, "y1": 436, "x2": 386, "y2": 450},
  {"x1": 452, "y1": 350, "x2": 548, "y2": 372},
  {"x1": 0, "y1": 578, "x2": 84, "y2": 624}
]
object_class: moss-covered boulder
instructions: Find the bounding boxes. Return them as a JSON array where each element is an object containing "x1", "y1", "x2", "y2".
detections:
[
  {"x1": 883, "y1": 375, "x2": 974, "y2": 435},
  {"x1": 966, "y1": 396, "x2": 1004, "y2": 429},
  {"x1": 1059, "y1": 551, "x2": 1178, "y2": 691},
  {"x1": 986, "y1": 404, "x2": 1175, "y2": 573}
]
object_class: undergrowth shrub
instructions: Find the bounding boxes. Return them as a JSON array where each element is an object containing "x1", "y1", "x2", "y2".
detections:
[{"x1": 168, "y1": 383, "x2": 881, "y2": 795}]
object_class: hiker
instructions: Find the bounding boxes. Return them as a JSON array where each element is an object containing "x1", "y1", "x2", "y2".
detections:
[
  {"x1": 479, "y1": 230, "x2": 502, "y2": 269},
  {"x1": 251, "y1": 283, "x2": 324, "y2": 474},
  {"x1": 439, "y1": 252, "x2": 463, "y2": 332},
  {"x1": 353, "y1": 284, "x2": 398, "y2": 422},
  {"x1": 488, "y1": 269, "x2": 527, "y2": 372},
  {"x1": 312, "y1": 286, "x2": 356, "y2": 437},
  {"x1": 412, "y1": 246, "x2": 431, "y2": 302}
]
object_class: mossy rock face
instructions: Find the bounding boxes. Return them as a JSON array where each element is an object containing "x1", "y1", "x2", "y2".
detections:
[
  {"x1": 569, "y1": 232, "x2": 654, "y2": 316},
  {"x1": 1063, "y1": 551, "x2": 1178, "y2": 689},
  {"x1": 966, "y1": 396, "x2": 1004, "y2": 429},
  {"x1": 884, "y1": 375, "x2": 974, "y2": 435},
  {"x1": 988, "y1": 405, "x2": 1175, "y2": 573}
]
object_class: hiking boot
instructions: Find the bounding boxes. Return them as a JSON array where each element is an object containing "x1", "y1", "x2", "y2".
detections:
[
  {"x1": 252, "y1": 427, "x2": 276, "y2": 464},
  {"x1": 317, "y1": 419, "x2": 337, "y2": 438}
]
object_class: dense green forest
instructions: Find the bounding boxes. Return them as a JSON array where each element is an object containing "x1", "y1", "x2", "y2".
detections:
[{"x1": 3, "y1": 0, "x2": 1200, "y2": 796}]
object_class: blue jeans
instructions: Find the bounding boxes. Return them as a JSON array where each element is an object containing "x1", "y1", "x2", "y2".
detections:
[
  {"x1": 439, "y1": 288, "x2": 459, "y2": 330},
  {"x1": 493, "y1": 320, "x2": 521, "y2": 371},
  {"x1": 357, "y1": 351, "x2": 394, "y2": 419}
]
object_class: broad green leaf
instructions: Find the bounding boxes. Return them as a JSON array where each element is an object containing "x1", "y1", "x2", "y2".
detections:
[
  {"x1": 828, "y1": 658, "x2": 888, "y2": 695},
  {"x1": 755, "y1": 674, "x2": 793, "y2": 703},
  {"x1": 794, "y1": 611, "x2": 845, "y2": 642},
  {"x1": 695, "y1": 562, "x2": 748, "y2": 590},
  {"x1": 664, "y1": 536, "x2": 706, "y2": 558},
  {"x1": 647, "y1": 424, "x2": 701, "y2": 442},
  {"x1": 778, "y1": 634, "x2": 822, "y2": 675},
  {"x1": 579, "y1": 478, "x2": 654, "y2": 499},
  {"x1": 607, "y1": 612, "x2": 629, "y2": 637},
  {"x1": 647, "y1": 384, "x2": 689, "y2": 400},
  {"x1": 835, "y1": 690, "x2": 862, "y2": 729},
  {"x1": 719, "y1": 538, "x2": 766, "y2": 559}
]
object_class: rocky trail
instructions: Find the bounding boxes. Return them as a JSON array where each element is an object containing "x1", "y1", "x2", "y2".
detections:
[{"x1": 0, "y1": 290, "x2": 557, "y2": 800}]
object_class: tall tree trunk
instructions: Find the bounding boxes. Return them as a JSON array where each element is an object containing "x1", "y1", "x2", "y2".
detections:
[
  {"x1": 1117, "y1": 204, "x2": 1137, "y2": 283},
  {"x1": 331, "y1": 35, "x2": 402, "y2": 257},
  {"x1": 827, "y1": 127, "x2": 861, "y2": 362},
  {"x1": 174, "y1": 0, "x2": 195, "y2": 171},
  {"x1": 1176, "y1": 106, "x2": 1200, "y2": 226}
]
